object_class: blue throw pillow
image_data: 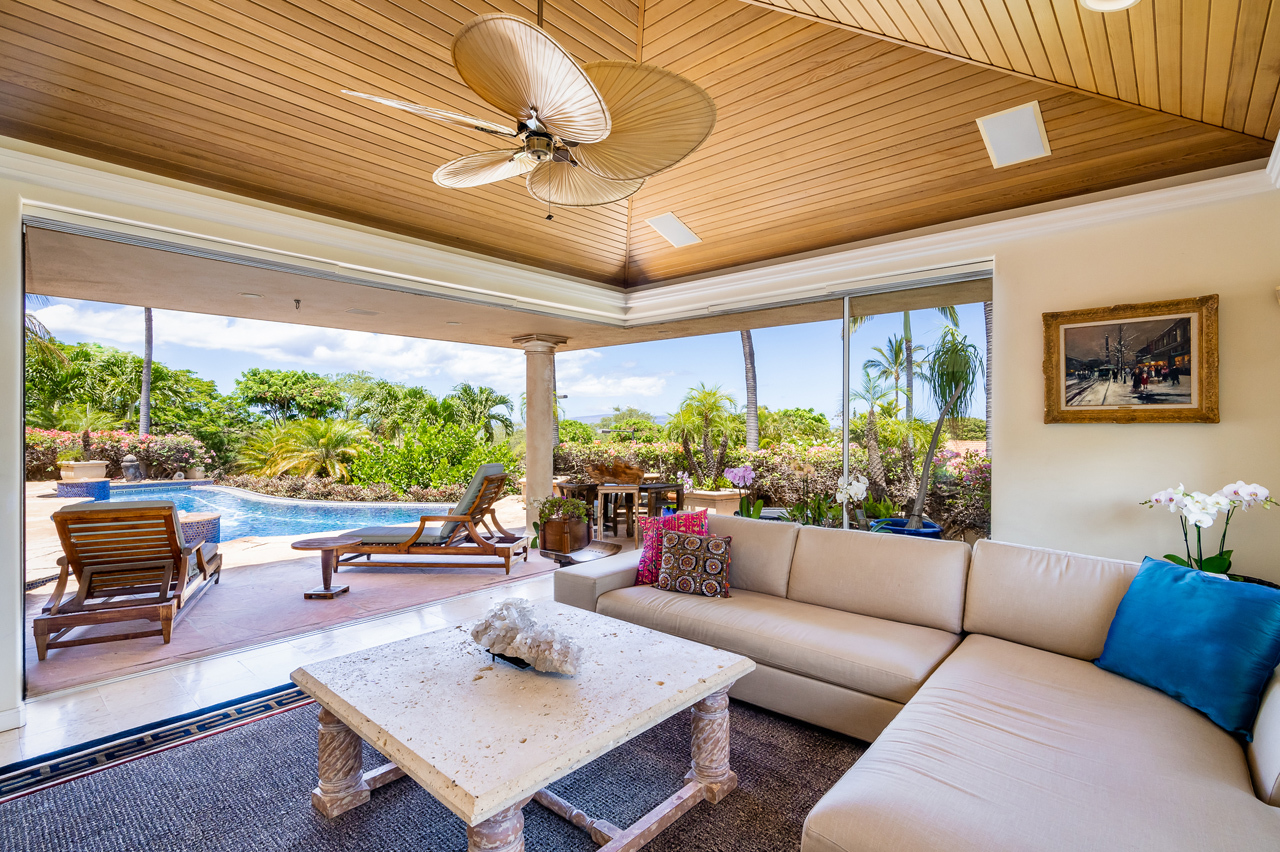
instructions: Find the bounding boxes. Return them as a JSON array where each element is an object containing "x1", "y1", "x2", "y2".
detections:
[{"x1": 1096, "y1": 558, "x2": 1280, "y2": 739}]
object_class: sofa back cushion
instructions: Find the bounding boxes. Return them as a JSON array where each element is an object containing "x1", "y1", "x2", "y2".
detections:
[
  {"x1": 964, "y1": 539, "x2": 1139, "y2": 661},
  {"x1": 786, "y1": 526, "x2": 970, "y2": 633},
  {"x1": 1249, "y1": 663, "x2": 1280, "y2": 806},
  {"x1": 705, "y1": 514, "x2": 798, "y2": 597}
]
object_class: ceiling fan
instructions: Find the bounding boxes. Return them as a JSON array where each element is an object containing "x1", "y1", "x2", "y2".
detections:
[{"x1": 343, "y1": 13, "x2": 716, "y2": 210}]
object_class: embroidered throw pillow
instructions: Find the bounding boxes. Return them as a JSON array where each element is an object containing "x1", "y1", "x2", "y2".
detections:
[
  {"x1": 635, "y1": 510, "x2": 709, "y2": 585},
  {"x1": 657, "y1": 531, "x2": 732, "y2": 598}
]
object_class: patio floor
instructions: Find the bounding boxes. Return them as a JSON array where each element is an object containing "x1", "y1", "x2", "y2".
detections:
[{"x1": 23, "y1": 482, "x2": 629, "y2": 697}]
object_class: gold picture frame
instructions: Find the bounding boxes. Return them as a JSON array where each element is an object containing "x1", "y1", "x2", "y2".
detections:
[{"x1": 1043, "y1": 295, "x2": 1218, "y2": 424}]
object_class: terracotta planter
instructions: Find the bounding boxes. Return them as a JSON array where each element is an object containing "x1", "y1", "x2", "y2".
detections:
[
  {"x1": 682, "y1": 489, "x2": 740, "y2": 515},
  {"x1": 58, "y1": 460, "x2": 109, "y2": 482},
  {"x1": 541, "y1": 518, "x2": 591, "y2": 554}
]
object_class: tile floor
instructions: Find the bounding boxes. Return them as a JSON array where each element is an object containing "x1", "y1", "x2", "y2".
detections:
[{"x1": 2, "y1": 573, "x2": 555, "y2": 768}]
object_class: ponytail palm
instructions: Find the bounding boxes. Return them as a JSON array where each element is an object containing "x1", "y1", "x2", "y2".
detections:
[{"x1": 907, "y1": 329, "x2": 983, "y2": 530}]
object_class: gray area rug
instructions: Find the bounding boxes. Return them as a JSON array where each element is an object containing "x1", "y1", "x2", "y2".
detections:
[{"x1": 1, "y1": 701, "x2": 865, "y2": 852}]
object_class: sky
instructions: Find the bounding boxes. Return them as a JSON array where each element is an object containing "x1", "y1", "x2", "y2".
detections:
[{"x1": 30, "y1": 296, "x2": 988, "y2": 424}]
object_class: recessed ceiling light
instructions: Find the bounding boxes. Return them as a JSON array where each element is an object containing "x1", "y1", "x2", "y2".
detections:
[
  {"x1": 239, "y1": 292, "x2": 263, "y2": 298},
  {"x1": 345, "y1": 307, "x2": 381, "y2": 316},
  {"x1": 1079, "y1": 0, "x2": 1140, "y2": 11},
  {"x1": 645, "y1": 212, "x2": 701, "y2": 248},
  {"x1": 975, "y1": 101, "x2": 1052, "y2": 169}
]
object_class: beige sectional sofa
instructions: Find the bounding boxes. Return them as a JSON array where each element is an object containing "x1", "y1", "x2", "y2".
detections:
[{"x1": 554, "y1": 514, "x2": 1280, "y2": 850}]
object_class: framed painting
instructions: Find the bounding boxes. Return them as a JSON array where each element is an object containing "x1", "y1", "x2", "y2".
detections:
[{"x1": 1043, "y1": 295, "x2": 1218, "y2": 424}]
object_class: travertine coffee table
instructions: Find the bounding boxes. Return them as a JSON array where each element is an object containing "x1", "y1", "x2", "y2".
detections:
[{"x1": 290, "y1": 601, "x2": 754, "y2": 852}]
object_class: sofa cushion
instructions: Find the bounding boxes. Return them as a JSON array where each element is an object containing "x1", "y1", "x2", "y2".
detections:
[
  {"x1": 596, "y1": 586, "x2": 959, "y2": 704},
  {"x1": 1097, "y1": 558, "x2": 1280, "y2": 739},
  {"x1": 656, "y1": 531, "x2": 731, "y2": 598},
  {"x1": 786, "y1": 526, "x2": 969, "y2": 633},
  {"x1": 964, "y1": 539, "x2": 1139, "y2": 661},
  {"x1": 802, "y1": 634, "x2": 1280, "y2": 852},
  {"x1": 1251, "y1": 663, "x2": 1280, "y2": 806},
  {"x1": 706, "y1": 514, "x2": 798, "y2": 597}
]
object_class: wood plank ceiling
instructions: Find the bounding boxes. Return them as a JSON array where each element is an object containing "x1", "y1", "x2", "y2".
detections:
[
  {"x1": 0, "y1": 0, "x2": 1273, "y2": 288},
  {"x1": 745, "y1": 0, "x2": 1280, "y2": 138}
]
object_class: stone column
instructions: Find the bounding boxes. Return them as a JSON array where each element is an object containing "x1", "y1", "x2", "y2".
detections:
[{"x1": 514, "y1": 335, "x2": 567, "y2": 534}]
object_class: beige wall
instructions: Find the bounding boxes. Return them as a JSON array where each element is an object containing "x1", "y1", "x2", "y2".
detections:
[{"x1": 991, "y1": 189, "x2": 1280, "y2": 582}]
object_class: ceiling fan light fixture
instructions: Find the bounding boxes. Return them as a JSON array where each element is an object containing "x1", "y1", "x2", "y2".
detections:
[
  {"x1": 1078, "y1": 0, "x2": 1141, "y2": 11},
  {"x1": 523, "y1": 134, "x2": 554, "y2": 163}
]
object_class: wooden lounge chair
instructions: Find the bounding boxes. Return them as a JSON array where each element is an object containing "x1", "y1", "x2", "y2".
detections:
[
  {"x1": 34, "y1": 500, "x2": 222, "y2": 660},
  {"x1": 337, "y1": 464, "x2": 528, "y2": 574}
]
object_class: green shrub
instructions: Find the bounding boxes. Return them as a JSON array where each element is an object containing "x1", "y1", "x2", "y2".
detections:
[
  {"x1": 25, "y1": 428, "x2": 213, "y2": 480},
  {"x1": 556, "y1": 419, "x2": 596, "y2": 444},
  {"x1": 602, "y1": 418, "x2": 663, "y2": 443},
  {"x1": 216, "y1": 474, "x2": 466, "y2": 504},
  {"x1": 349, "y1": 422, "x2": 521, "y2": 495},
  {"x1": 945, "y1": 417, "x2": 987, "y2": 442}
]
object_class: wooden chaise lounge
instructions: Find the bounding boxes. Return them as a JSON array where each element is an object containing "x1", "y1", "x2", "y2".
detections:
[
  {"x1": 337, "y1": 463, "x2": 529, "y2": 574},
  {"x1": 34, "y1": 500, "x2": 222, "y2": 660}
]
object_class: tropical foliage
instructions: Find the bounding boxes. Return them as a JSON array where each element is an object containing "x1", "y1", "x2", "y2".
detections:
[
  {"x1": 348, "y1": 422, "x2": 518, "y2": 495},
  {"x1": 25, "y1": 428, "x2": 212, "y2": 480},
  {"x1": 556, "y1": 419, "x2": 597, "y2": 444},
  {"x1": 665, "y1": 383, "x2": 740, "y2": 488},
  {"x1": 237, "y1": 368, "x2": 345, "y2": 422}
]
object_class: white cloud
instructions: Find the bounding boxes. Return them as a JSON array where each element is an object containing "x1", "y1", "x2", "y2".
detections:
[{"x1": 36, "y1": 301, "x2": 668, "y2": 403}]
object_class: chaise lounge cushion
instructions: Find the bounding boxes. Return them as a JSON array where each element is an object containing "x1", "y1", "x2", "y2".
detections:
[
  {"x1": 343, "y1": 524, "x2": 446, "y2": 545},
  {"x1": 802, "y1": 634, "x2": 1280, "y2": 852},
  {"x1": 596, "y1": 585, "x2": 960, "y2": 704},
  {"x1": 787, "y1": 526, "x2": 970, "y2": 633}
]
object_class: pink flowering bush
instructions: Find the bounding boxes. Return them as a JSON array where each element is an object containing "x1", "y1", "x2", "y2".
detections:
[{"x1": 25, "y1": 428, "x2": 213, "y2": 480}]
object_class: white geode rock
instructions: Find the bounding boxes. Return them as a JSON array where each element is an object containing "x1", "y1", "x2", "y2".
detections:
[{"x1": 470, "y1": 598, "x2": 583, "y2": 676}]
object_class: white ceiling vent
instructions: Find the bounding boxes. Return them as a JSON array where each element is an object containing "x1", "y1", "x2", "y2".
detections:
[
  {"x1": 646, "y1": 212, "x2": 701, "y2": 248},
  {"x1": 346, "y1": 307, "x2": 382, "y2": 316},
  {"x1": 976, "y1": 101, "x2": 1052, "y2": 169}
]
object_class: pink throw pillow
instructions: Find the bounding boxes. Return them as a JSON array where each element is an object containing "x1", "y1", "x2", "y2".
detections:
[{"x1": 636, "y1": 510, "x2": 708, "y2": 584}]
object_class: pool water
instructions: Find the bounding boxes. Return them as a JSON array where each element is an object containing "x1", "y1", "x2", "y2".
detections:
[{"x1": 106, "y1": 486, "x2": 448, "y2": 541}]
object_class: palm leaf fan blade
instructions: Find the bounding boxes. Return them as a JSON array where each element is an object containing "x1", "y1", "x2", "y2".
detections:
[
  {"x1": 435, "y1": 150, "x2": 535, "y2": 188},
  {"x1": 526, "y1": 161, "x2": 643, "y2": 207},
  {"x1": 574, "y1": 62, "x2": 716, "y2": 181},
  {"x1": 451, "y1": 14, "x2": 610, "y2": 143}
]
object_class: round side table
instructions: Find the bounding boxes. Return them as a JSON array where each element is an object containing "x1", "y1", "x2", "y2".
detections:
[{"x1": 292, "y1": 536, "x2": 360, "y2": 599}]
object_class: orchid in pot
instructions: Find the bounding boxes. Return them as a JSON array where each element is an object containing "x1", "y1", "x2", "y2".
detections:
[
  {"x1": 1141, "y1": 481, "x2": 1276, "y2": 580},
  {"x1": 726, "y1": 464, "x2": 763, "y2": 519}
]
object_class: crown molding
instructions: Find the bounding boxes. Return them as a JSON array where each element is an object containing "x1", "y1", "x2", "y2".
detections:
[
  {"x1": 0, "y1": 139, "x2": 626, "y2": 324},
  {"x1": 625, "y1": 160, "x2": 1273, "y2": 323}
]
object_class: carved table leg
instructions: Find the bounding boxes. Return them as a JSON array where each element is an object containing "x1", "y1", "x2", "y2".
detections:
[
  {"x1": 312, "y1": 707, "x2": 370, "y2": 817},
  {"x1": 685, "y1": 686, "x2": 737, "y2": 803},
  {"x1": 467, "y1": 802, "x2": 525, "y2": 852}
]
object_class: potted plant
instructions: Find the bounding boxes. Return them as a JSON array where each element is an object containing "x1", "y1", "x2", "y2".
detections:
[
  {"x1": 1142, "y1": 481, "x2": 1278, "y2": 587},
  {"x1": 534, "y1": 497, "x2": 591, "y2": 553},
  {"x1": 57, "y1": 446, "x2": 109, "y2": 481},
  {"x1": 726, "y1": 464, "x2": 763, "y2": 519},
  {"x1": 895, "y1": 329, "x2": 983, "y2": 539}
]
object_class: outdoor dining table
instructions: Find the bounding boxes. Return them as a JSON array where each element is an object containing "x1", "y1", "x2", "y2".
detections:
[{"x1": 553, "y1": 481, "x2": 685, "y2": 539}]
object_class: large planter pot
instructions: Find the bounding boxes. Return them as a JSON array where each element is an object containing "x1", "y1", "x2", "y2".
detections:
[
  {"x1": 876, "y1": 518, "x2": 944, "y2": 539},
  {"x1": 682, "y1": 489, "x2": 740, "y2": 515},
  {"x1": 58, "y1": 460, "x2": 109, "y2": 482},
  {"x1": 541, "y1": 518, "x2": 591, "y2": 554}
]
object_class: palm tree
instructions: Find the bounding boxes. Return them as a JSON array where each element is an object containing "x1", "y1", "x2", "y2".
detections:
[
  {"x1": 139, "y1": 307, "x2": 153, "y2": 435},
  {"x1": 906, "y1": 328, "x2": 984, "y2": 529},
  {"x1": 740, "y1": 330, "x2": 758, "y2": 451},
  {"x1": 850, "y1": 371, "x2": 892, "y2": 500},
  {"x1": 666, "y1": 383, "x2": 738, "y2": 486},
  {"x1": 902, "y1": 306, "x2": 959, "y2": 427},
  {"x1": 24, "y1": 296, "x2": 66, "y2": 366},
  {"x1": 267, "y1": 419, "x2": 370, "y2": 481},
  {"x1": 863, "y1": 335, "x2": 924, "y2": 412},
  {"x1": 449, "y1": 383, "x2": 515, "y2": 443},
  {"x1": 27, "y1": 402, "x2": 122, "y2": 432},
  {"x1": 235, "y1": 422, "x2": 294, "y2": 477}
]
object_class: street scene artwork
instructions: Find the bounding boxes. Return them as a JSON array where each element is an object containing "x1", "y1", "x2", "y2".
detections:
[
  {"x1": 1061, "y1": 314, "x2": 1196, "y2": 408},
  {"x1": 1042, "y1": 295, "x2": 1218, "y2": 424}
]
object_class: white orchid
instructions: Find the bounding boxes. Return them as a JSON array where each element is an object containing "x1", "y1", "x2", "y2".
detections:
[
  {"x1": 1142, "y1": 479, "x2": 1274, "y2": 575},
  {"x1": 835, "y1": 474, "x2": 869, "y2": 504}
]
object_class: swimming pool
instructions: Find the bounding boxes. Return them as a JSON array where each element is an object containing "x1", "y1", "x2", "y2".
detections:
[{"x1": 106, "y1": 485, "x2": 449, "y2": 541}]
